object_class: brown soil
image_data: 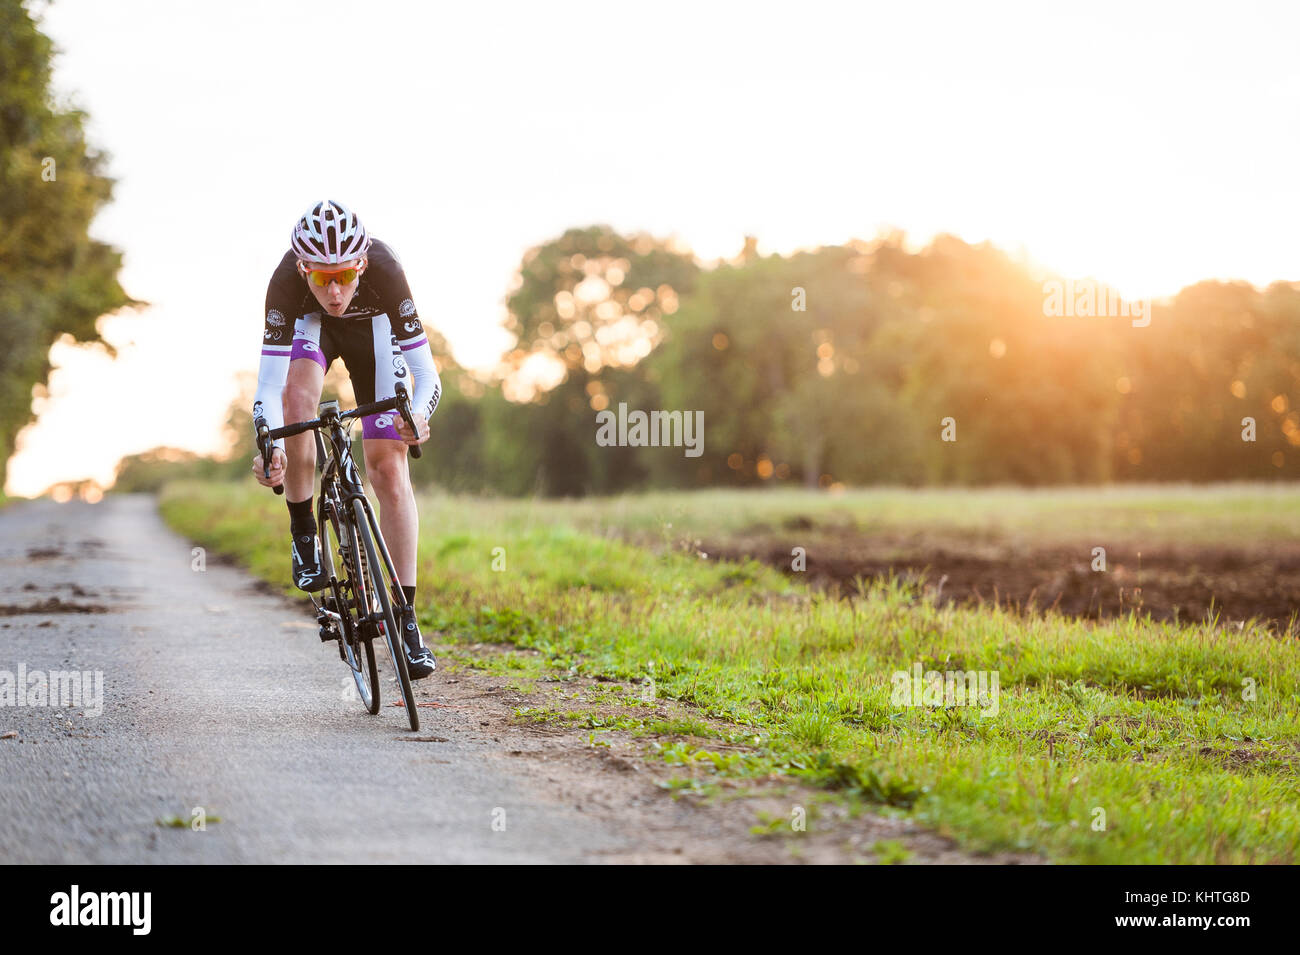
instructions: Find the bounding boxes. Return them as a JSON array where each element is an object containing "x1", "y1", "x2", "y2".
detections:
[
  {"x1": 704, "y1": 529, "x2": 1300, "y2": 632},
  {"x1": 0, "y1": 596, "x2": 109, "y2": 616}
]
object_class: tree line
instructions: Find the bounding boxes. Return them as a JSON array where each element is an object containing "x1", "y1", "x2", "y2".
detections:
[
  {"x1": 117, "y1": 224, "x2": 1300, "y2": 495},
  {"x1": 402, "y1": 227, "x2": 1300, "y2": 495}
]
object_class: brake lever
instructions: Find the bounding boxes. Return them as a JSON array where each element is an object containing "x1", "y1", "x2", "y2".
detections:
[
  {"x1": 254, "y1": 416, "x2": 285, "y2": 495},
  {"x1": 394, "y1": 382, "x2": 422, "y2": 460}
]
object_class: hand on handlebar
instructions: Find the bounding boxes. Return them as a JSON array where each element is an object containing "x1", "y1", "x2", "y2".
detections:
[
  {"x1": 392, "y1": 382, "x2": 424, "y2": 459},
  {"x1": 393, "y1": 412, "x2": 429, "y2": 447},
  {"x1": 252, "y1": 447, "x2": 287, "y2": 489}
]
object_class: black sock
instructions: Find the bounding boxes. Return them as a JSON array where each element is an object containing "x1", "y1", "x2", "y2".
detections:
[
  {"x1": 401, "y1": 585, "x2": 416, "y2": 608},
  {"x1": 288, "y1": 497, "x2": 316, "y2": 537}
]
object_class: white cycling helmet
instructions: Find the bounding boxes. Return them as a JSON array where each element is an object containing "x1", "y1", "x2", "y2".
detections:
[{"x1": 290, "y1": 199, "x2": 370, "y2": 265}]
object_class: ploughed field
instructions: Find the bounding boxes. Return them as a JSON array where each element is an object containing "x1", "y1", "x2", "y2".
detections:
[
  {"x1": 709, "y1": 533, "x2": 1300, "y2": 631},
  {"x1": 558, "y1": 484, "x2": 1300, "y2": 633}
]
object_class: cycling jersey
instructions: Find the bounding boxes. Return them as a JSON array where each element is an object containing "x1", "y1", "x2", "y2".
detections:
[{"x1": 253, "y1": 238, "x2": 441, "y2": 450}]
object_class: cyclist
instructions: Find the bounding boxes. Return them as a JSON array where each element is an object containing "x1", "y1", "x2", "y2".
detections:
[{"x1": 250, "y1": 199, "x2": 440, "y2": 678}]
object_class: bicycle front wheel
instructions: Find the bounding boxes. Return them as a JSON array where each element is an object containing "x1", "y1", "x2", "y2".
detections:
[
  {"x1": 353, "y1": 498, "x2": 418, "y2": 731},
  {"x1": 319, "y1": 493, "x2": 379, "y2": 714}
]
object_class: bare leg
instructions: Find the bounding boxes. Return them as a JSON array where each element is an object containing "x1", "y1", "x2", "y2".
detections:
[
  {"x1": 282, "y1": 358, "x2": 325, "y2": 502},
  {"x1": 362, "y1": 437, "x2": 418, "y2": 587}
]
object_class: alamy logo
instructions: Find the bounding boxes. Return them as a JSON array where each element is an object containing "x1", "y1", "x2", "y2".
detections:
[
  {"x1": 595, "y1": 403, "x2": 703, "y2": 458},
  {"x1": 0, "y1": 664, "x2": 103, "y2": 717},
  {"x1": 1042, "y1": 278, "x2": 1150, "y2": 328},
  {"x1": 50, "y1": 885, "x2": 151, "y2": 935},
  {"x1": 890, "y1": 663, "x2": 999, "y2": 717}
]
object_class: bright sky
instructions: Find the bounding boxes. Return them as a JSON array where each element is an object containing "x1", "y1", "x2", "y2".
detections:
[{"x1": 9, "y1": 0, "x2": 1300, "y2": 496}]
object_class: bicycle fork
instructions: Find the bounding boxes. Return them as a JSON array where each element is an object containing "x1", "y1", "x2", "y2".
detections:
[{"x1": 316, "y1": 495, "x2": 351, "y2": 653}]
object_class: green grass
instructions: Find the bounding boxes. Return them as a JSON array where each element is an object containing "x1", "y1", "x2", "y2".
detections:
[
  {"x1": 159, "y1": 480, "x2": 1300, "y2": 864},
  {"x1": 873, "y1": 839, "x2": 913, "y2": 865}
]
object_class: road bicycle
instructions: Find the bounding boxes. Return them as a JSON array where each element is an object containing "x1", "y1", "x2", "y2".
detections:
[{"x1": 255, "y1": 382, "x2": 423, "y2": 731}]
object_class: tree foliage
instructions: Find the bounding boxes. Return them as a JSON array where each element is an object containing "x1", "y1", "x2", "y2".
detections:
[
  {"x1": 490, "y1": 225, "x2": 698, "y2": 495},
  {"x1": 0, "y1": 0, "x2": 135, "y2": 487}
]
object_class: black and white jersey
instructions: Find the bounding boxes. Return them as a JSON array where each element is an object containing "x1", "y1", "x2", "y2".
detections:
[{"x1": 253, "y1": 238, "x2": 441, "y2": 447}]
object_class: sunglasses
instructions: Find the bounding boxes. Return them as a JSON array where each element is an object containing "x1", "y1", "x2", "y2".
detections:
[{"x1": 300, "y1": 262, "x2": 363, "y2": 287}]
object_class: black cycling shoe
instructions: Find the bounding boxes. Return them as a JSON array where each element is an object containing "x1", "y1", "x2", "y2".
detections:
[
  {"x1": 290, "y1": 531, "x2": 329, "y2": 592},
  {"x1": 401, "y1": 606, "x2": 436, "y2": 679}
]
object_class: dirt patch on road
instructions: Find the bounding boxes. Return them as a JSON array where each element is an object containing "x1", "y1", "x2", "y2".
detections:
[
  {"x1": 0, "y1": 597, "x2": 109, "y2": 616},
  {"x1": 705, "y1": 530, "x2": 1300, "y2": 631}
]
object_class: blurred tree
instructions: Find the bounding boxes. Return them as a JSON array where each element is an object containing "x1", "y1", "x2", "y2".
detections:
[
  {"x1": 874, "y1": 235, "x2": 1122, "y2": 484},
  {"x1": 0, "y1": 0, "x2": 137, "y2": 488},
  {"x1": 646, "y1": 241, "x2": 923, "y2": 489},
  {"x1": 418, "y1": 365, "x2": 487, "y2": 492},
  {"x1": 1116, "y1": 280, "x2": 1298, "y2": 481},
  {"x1": 495, "y1": 225, "x2": 698, "y2": 495}
]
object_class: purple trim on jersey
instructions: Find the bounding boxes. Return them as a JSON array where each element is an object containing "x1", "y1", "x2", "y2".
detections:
[
  {"x1": 291, "y1": 338, "x2": 327, "y2": 370},
  {"x1": 261, "y1": 345, "x2": 292, "y2": 356},
  {"x1": 399, "y1": 335, "x2": 429, "y2": 351},
  {"x1": 362, "y1": 412, "x2": 401, "y2": 441}
]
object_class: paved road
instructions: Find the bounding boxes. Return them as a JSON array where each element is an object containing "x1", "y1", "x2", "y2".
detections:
[{"x1": 0, "y1": 495, "x2": 628, "y2": 863}]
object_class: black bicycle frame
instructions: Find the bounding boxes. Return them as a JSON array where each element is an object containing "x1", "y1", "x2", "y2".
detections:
[{"x1": 315, "y1": 409, "x2": 410, "y2": 617}]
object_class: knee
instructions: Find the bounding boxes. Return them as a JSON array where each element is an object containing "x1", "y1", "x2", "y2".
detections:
[
  {"x1": 283, "y1": 380, "x2": 320, "y2": 419},
  {"x1": 369, "y1": 454, "x2": 410, "y2": 498}
]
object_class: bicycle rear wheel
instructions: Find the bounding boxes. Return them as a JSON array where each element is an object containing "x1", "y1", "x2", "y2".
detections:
[
  {"x1": 319, "y1": 493, "x2": 379, "y2": 714},
  {"x1": 353, "y1": 498, "x2": 418, "y2": 731}
]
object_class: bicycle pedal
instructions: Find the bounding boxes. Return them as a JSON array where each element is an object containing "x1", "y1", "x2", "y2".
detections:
[{"x1": 319, "y1": 624, "x2": 339, "y2": 643}]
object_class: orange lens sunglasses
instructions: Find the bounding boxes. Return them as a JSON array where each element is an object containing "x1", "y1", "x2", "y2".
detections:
[{"x1": 300, "y1": 262, "x2": 363, "y2": 287}]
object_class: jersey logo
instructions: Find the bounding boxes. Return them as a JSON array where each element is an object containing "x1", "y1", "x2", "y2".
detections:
[
  {"x1": 388, "y1": 334, "x2": 407, "y2": 379},
  {"x1": 403, "y1": 319, "x2": 421, "y2": 333},
  {"x1": 398, "y1": 298, "x2": 416, "y2": 318},
  {"x1": 267, "y1": 308, "x2": 287, "y2": 326}
]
